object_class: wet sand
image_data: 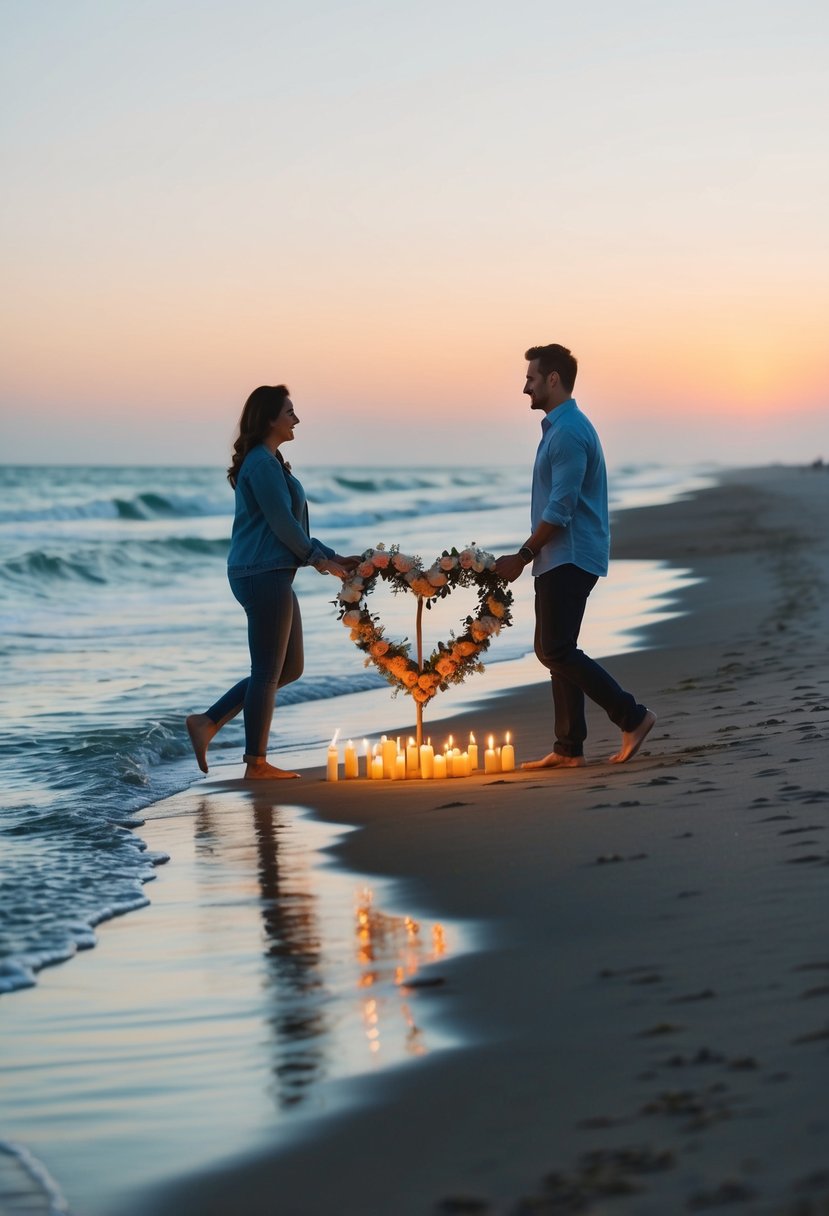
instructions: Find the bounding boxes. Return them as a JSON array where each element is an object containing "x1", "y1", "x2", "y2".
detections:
[{"x1": 8, "y1": 463, "x2": 829, "y2": 1216}]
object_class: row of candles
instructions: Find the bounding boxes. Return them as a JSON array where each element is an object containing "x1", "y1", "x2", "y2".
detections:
[{"x1": 326, "y1": 731, "x2": 515, "y2": 781}]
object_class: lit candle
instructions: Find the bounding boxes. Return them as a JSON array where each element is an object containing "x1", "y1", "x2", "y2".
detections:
[
  {"x1": 406, "y1": 736, "x2": 419, "y2": 774},
  {"x1": 327, "y1": 731, "x2": 340, "y2": 782},
  {"x1": 458, "y1": 750, "x2": 470, "y2": 777},
  {"x1": 371, "y1": 754, "x2": 384, "y2": 780},
  {"x1": 394, "y1": 753, "x2": 406, "y2": 781},
  {"x1": 420, "y1": 740, "x2": 434, "y2": 779},
  {"x1": 468, "y1": 732, "x2": 478, "y2": 771},
  {"x1": 433, "y1": 752, "x2": 447, "y2": 779},
  {"x1": 484, "y1": 734, "x2": 500, "y2": 774},
  {"x1": 382, "y1": 735, "x2": 397, "y2": 779},
  {"x1": 445, "y1": 745, "x2": 454, "y2": 778},
  {"x1": 344, "y1": 739, "x2": 358, "y2": 779},
  {"x1": 363, "y1": 738, "x2": 371, "y2": 778},
  {"x1": 501, "y1": 732, "x2": 515, "y2": 772}
]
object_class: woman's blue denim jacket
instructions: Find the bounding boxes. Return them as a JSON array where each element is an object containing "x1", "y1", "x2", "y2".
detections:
[{"x1": 227, "y1": 445, "x2": 335, "y2": 576}]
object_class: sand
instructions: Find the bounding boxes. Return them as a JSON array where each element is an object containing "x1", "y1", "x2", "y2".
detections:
[{"x1": 7, "y1": 463, "x2": 829, "y2": 1216}]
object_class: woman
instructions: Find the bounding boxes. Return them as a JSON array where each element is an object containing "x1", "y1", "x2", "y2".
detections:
[{"x1": 186, "y1": 385, "x2": 354, "y2": 779}]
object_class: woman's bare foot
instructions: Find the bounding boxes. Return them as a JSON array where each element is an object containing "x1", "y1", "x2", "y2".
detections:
[
  {"x1": 522, "y1": 752, "x2": 586, "y2": 770},
  {"x1": 186, "y1": 713, "x2": 219, "y2": 774},
  {"x1": 243, "y1": 757, "x2": 300, "y2": 780},
  {"x1": 609, "y1": 709, "x2": 657, "y2": 763}
]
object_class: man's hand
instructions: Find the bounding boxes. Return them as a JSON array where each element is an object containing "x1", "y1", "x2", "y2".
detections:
[
  {"x1": 494, "y1": 553, "x2": 527, "y2": 583},
  {"x1": 333, "y1": 554, "x2": 361, "y2": 572}
]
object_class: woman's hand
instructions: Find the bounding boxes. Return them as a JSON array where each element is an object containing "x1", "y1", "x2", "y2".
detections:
[
  {"x1": 315, "y1": 558, "x2": 349, "y2": 579},
  {"x1": 333, "y1": 554, "x2": 361, "y2": 572}
]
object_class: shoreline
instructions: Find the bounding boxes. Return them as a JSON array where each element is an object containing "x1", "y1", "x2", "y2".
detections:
[{"x1": 6, "y1": 463, "x2": 829, "y2": 1216}]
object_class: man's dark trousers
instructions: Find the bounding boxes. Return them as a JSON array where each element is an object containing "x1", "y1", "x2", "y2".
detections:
[{"x1": 534, "y1": 563, "x2": 647, "y2": 757}]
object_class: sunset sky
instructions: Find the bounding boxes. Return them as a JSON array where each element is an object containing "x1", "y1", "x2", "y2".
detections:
[{"x1": 2, "y1": 0, "x2": 826, "y2": 468}]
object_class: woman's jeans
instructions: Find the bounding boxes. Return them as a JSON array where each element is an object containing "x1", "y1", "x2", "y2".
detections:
[
  {"x1": 206, "y1": 569, "x2": 303, "y2": 758},
  {"x1": 534, "y1": 563, "x2": 646, "y2": 757}
]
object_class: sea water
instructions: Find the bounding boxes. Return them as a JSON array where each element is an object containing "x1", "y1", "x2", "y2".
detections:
[{"x1": 0, "y1": 461, "x2": 711, "y2": 997}]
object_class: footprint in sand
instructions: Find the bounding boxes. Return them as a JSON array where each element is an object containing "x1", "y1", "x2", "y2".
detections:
[
  {"x1": 592, "y1": 852, "x2": 648, "y2": 865},
  {"x1": 639, "y1": 1023, "x2": 684, "y2": 1037},
  {"x1": 791, "y1": 1025, "x2": 829, "y2": 1045},
  {"x1": 800, "y1": 986, "x2": 829, "y2": 1000}
]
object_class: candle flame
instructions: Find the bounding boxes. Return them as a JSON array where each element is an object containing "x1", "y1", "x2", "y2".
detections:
[
  {"x1": 448, "y1": 735, "x2": 453, "y2": 747},
  {"x1": 488, "y1": 735, "x2": 494, "y2": 749},
  {"x1": 363, "y1": 738, "x2": 370, "y2": 751},
  {"x1": 330, "y1": 728, "x2": 340, "y2": 747},
  {"x1": 469, "y1": 731, "x2": 476, "y2": 743},
  {"x1": 506, "y1": 731, "x2": 511, "y2": 744}
]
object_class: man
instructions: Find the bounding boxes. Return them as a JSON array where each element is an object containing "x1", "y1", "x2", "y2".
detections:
[{"x1": 495, "y1": 344, "x2": 656, "y2": 768}]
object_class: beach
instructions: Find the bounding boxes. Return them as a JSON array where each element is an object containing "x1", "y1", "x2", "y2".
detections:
[{"x1": 3, "y1": 463, "x2": 828, "y2": 1215}]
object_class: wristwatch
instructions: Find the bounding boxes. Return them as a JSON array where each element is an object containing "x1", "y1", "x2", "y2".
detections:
[{"x1": 518, "y1": 545, "x2": 535, "y2": 565}]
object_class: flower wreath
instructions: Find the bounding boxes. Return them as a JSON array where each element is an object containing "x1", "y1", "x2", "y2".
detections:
[{"x1": 336, "y1": 544, "x2": 514, "y2": 703}]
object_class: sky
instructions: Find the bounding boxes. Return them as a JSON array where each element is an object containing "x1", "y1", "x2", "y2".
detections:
[{"x1": 1, "y1": 0, "x2": 827, "y2": 469}]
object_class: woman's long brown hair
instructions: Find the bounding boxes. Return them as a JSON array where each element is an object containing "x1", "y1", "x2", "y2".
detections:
[{"x1": 227, "y1": 385, "x2": 290, "y2": 488}]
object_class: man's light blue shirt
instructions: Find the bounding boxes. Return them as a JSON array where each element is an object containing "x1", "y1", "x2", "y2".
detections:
[{"x1": 530, "y1": 398, "x2": 610, "y2": 578}]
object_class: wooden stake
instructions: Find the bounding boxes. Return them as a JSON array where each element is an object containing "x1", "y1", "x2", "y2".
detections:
[{"x1": 416, "y1": 596, "x2": 424, "y2": 748}]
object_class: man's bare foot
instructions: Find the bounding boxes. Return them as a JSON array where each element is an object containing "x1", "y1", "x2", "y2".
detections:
[
  {"x1": 522, "y1": 752, "x2": 586, "y2": 770},
  {"x1": 186, "y1": 713, "x2": 218, "y2": 774},
  {"x1": 243, "y1": 758, "x2": 300, "y2": 780},
  {"x1": 610, "y1": 709, "x2": 657, "y2": 764}
]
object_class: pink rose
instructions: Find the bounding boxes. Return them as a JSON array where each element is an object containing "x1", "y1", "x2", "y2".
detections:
[
  {"x1": 370, "y1": 639, "x2": 391, "y2": 657},
  {"x1": 392, "y1": 553, "x2": 414, "y2": 573},
  {"x1": 458, "y1": 549, "x2": 474, "y2": 569},
  {"x1": 357, "y1": 561, "x2": 375, "y2": 578},
  {"x1": 370, "y1": 550, "x2": 390, "y2": 569},
  {"x1": 439, "y1": 555, "x2": 458, "y2": 571},
  {"x1": 427, "y1": 568, "x2": 448, "y2": 587},
  {"x1": 342, "y1": 609, "x2": 362, "y2": 626}
]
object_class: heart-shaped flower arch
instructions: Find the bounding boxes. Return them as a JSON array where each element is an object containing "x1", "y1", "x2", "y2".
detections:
[{"x1": 335, "y1": 544, "x2": 514, "y2": 744}]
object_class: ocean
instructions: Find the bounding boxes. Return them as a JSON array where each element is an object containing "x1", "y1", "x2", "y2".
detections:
[{"x1": 0, "y1": 461, "x2": 710, "y2": 999}]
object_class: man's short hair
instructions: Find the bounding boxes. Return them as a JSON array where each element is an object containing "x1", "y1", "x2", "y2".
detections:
[{"x1": 525, "y1": 344, "x2": 578, "y2": 395}]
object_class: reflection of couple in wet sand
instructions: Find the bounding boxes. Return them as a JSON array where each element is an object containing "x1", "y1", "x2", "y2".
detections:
[{"x1": 186, "y1": 343, "x2": 655, "y2": 780}]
